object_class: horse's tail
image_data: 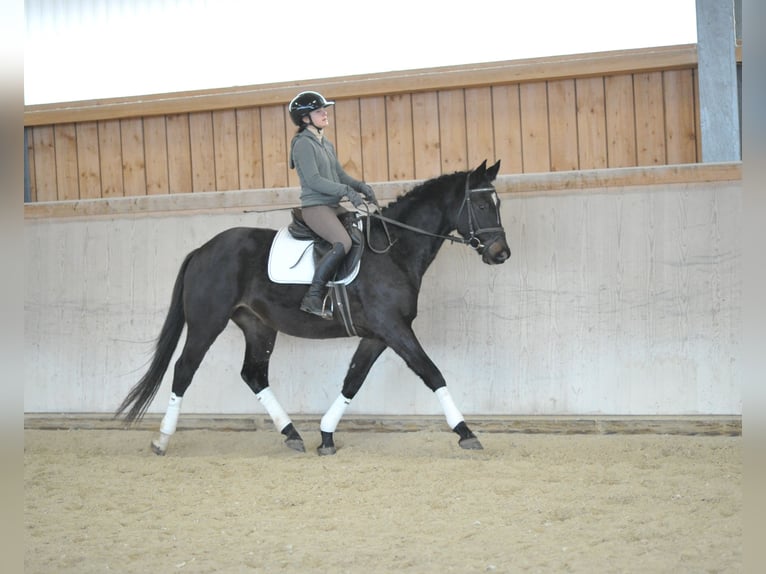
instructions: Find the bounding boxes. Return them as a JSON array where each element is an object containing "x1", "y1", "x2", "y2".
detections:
[{"x1": 115, "y1": 250, "x2": 195, "y2": 424}]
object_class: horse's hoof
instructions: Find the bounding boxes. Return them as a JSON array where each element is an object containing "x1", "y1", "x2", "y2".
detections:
[
  {"x1": 150, "y1": 441, "x2": 167, "y2": 456},
  {"x1": 459, "y1": 437, "x2": 484, "y2": 450},
  {"x1": 317, "y1": 445, "x2": 337, "y2": 456},
  {"x1": 285, "y1": 438, "x2": 306, "y2": 453}
]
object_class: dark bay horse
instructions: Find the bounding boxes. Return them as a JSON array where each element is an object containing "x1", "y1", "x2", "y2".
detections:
[{"x1": 115, "y1": 159, "x2": 510, "y2": 455}]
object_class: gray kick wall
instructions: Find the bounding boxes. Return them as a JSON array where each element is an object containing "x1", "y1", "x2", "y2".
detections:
[{"x1": 25, "y1": 170, "x2": 743, "y2": 417}]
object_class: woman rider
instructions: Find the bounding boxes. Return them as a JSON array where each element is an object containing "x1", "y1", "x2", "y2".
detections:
[{"x1": 288, "y1": 91, "x2": 377, "y2": 319}]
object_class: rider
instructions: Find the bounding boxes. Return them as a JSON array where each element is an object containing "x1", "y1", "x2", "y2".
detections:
[{"x1": 288, "y1": 90, "x2": 377, "y2": 319}]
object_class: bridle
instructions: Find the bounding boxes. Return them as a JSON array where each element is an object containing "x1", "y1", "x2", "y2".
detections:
[{"x1": 363, "y1": 176, "x2": 504, "y2": 254}]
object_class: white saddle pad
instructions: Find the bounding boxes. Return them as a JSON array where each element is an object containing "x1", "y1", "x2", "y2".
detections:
[{"x1": 267, "y1": 226, "x2": 360, "y2": 285}]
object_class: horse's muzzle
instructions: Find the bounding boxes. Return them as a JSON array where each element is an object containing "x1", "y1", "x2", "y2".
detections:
[{"x1": 480, "y1": 234, "x2": 511, "y2": 265}]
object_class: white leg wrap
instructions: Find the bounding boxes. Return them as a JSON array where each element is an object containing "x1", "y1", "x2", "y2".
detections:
[
  {"x1": 159, "y1": 392, "x2": 183, "y2": 436},
  {"x1": 435, "y1": 387, "x2": 464, "y2": 429},
  {"x1": 320, "y1": 394, "x2": 351, "y2": 434},
  {"x1": 256, "y1": 387, "x2": 291, "y2": 432}
]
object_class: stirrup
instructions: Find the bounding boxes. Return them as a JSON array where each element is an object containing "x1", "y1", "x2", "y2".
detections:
[{"x1": 300, "y1": 293, "x2": 333, "y2": 320}]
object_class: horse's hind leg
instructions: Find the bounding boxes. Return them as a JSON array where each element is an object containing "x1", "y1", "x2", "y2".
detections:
[
  {"x1": 151, "y1": 319, "x2": 227, "y2": 455},
  {"x1": 317, "y1": 337, "x2": 388, "y2": 455},
  {"x1": 233, "y1": 310, "x2": 305, "y2": 452}
]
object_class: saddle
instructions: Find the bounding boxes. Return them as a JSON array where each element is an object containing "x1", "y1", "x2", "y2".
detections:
[
  {"x1": 287, "y1": 208, "x2": 364, "y2": 280},
  {"x1": 267, "y1": 209, "x2": 364, "y2": 286}
]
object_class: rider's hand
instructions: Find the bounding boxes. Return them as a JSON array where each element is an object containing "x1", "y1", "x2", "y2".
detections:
[
  {"x1": 358, "y1": 183, "x2": 377, "y2": 204},
  {"x1": 346, "y1": 188, "x2": 365, "y2": 208}
]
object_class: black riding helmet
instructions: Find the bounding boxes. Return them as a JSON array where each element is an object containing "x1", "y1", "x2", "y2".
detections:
[{"x1": 288, "y1": 91, "x2": 335, "y2": 127}]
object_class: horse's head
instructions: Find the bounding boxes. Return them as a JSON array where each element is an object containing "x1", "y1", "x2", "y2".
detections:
[{"x1": 457, "y1": 160, "x2": 511, "y2": 265}]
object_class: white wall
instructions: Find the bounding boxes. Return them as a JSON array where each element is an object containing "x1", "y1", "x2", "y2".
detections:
[{"x1": 24, "y1": 174, "x2": 742, "y2": 417}]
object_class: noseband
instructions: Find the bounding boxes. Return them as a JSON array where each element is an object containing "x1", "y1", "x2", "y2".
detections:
[{"x1": 364, "y1": 176, "x2": 504, "y2": 254}]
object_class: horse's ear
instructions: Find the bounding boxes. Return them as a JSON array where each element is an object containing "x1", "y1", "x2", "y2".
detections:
[
  {"x1": 487, "y1": 159, "x2": 501, "y2": 181},
  {"x1": 469, "y1": 160, "x2": 488, "y2": 186}
]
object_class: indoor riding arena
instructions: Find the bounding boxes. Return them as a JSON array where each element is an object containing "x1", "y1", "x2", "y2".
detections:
[{"x1": 24, "y1": 3, "x2": 742, "y2": 572}]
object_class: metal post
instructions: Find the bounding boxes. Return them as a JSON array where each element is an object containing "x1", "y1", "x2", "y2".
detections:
[{"x1": 696, "y1": 0, "x2": 741, "y2": 161}]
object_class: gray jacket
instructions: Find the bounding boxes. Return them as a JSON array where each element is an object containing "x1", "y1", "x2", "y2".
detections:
[{"x1": 289, "y1": 129, "x2": 364, "y2": 207}]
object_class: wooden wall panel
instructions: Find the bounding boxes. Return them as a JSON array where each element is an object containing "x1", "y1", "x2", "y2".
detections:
[
  {"x1": 576, "y1": 77, "x2": 607, "y2": 169},
  {"x1": 23, "y1": 47, "x2": 705, "y2": 203},
  {"x1": 438, "y1": 89, "x2": 467, "y2": 173},
  {"x1": 333, "y1": 99, "x2": 364, "y2": 181},
  {"x1": 360, "y1": 96, "x2": 389, "y2": 183},
  {"x1": 213, "y1": 110, "x2": 239, "y2": 191},
  {"x1": 26, "y1": 130, "x2": 37, "y2": 202},
  {"x1": 189, "y1": 112, "x2": 216, "y2": 192},
  {"x1": 491, "y1": 85, "x2": 523, "y2": 174},
  {"x1": 412, "y1": 91, "x2": 441, "y2": 180},
  {"x1": 236, "y1": 108, "x2": 263, "y2": 190},
  {"x1": 385, "y1": 94, "x2": 414, "y2": 181},
  {"x1": 605, "y1": 75, "x2": 637, "y2": 167},
  {"x1": 54, "y1": 124, "x2": 79, "y2": 200},
  {"x1": 465, "y1": 87, "x2": 495, "y2": 169},
  {"x1": 664, "y1": 69, "x2": 698, "y2": 164},
  {"x1": 547, "y1": 79, "x2": 578, "y2": 172},
  {"x1": 97, "y1": 120, "x2": 124, "y2": 197},
  {"x1": 75, "y1": 122, "x2": 101, "y2": 200},
  {"x1": 120, "y1": 118, "x2": 146, "y2": 196},
  {"x1": 143, "y1": 116, "x2": 169, "y2": 195},
  {"x1": 634, "y1": 72, "x2": 666, "y2": 166},
  {"x1": 260, "y1": 105, "x2": 289, "y2": 188},
  {"x1": 520, "y1": 82, "x2": 550, "y2": 173},
  {"x1": 166, "y1": 114, "x2": 193, "y2": 194},
  {"x1": 31, "y1": 126, "x2": 56, "y2": 201}
]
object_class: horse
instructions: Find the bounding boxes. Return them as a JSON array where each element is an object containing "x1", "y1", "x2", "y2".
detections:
[{"x1": 115, "y1": 159, "x2": 511, "y2": 455}]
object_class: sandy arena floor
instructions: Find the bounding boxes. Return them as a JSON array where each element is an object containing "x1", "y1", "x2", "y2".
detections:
[{"x1": 24, "y1": 427, "x2": 741, "y2": 573}]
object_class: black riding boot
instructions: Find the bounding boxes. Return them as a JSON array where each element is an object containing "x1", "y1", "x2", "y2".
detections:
[{"x1": 300, "y1": 242, "x2": 346, "y2": 319}]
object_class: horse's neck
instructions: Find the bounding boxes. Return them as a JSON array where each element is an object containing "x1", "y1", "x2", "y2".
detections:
[{"x1": 384, "y1": 193, "x2": 461, "y2": 279}]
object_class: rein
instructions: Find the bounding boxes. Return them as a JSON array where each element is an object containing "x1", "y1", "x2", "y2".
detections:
[{"x1": 362, "y1": 177, "x2": 503, "y2": 254}]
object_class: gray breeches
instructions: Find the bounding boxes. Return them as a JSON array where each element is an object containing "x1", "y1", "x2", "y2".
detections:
[{"x1": 301, "y1": 205, "x2": 352, "y2": 254}]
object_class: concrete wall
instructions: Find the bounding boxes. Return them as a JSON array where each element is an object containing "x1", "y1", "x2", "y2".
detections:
[{"x1": 24, "y1": 166, "x2": 743, "y2": 417}]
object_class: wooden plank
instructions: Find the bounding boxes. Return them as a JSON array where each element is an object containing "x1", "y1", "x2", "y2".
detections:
[
  {"x1": 664, "y1": 69, "x2": 698, "y2": 164},
  {"x1": 25, "y1": 163, "x2": 741, "y2": 220},
  {"x1": 25, "y1": 45, "x2": 698, "y2": 126},
  {"x1": 386, "y1": 93, "x2": 414, "y2": 180},
  {"x1": 25, "y1": 128, "x2": 37, "y2": 202},
  {"x1": 120, "y1": 118, "x2": 146, "y2": 196},
  {"x1": 31, "y1": 126, "x2": 56, "y2": 201},
  {"x1": 576, "y1": 77, "x2": 607, "y2": 169},
  {"x1": 465, "y1": 87, "x2": 495, "y2": 169},
  {"x1": 633, "y1": 72, "x2": 666, "y2": 166},
  {"x1": 333, "y1": 99, "x2": 364, "y2": 181},
  {"x1": 212, "y1": 109, "x2": 239, "y2": 191},
  {"x1": 166, "y1": 114, "x2": 192, "y2": 194},
  {"x1": 75, "y1": 122, "x2": 102, "y2": 200},
  {"x1": 143, "y1": 116, "x2": 169, "y2": 195},
  {"x1": 360, "y1": 96, "x2": 389, "y2": 183},
  {"x1": 411, "y1": 91, "x2": 442, "y2": 180},
  {"x1": 54, "y1": 124, "x2": 79, "y2": 200},
  {"x1": 260, "y1": 105, "x2": 289, "y2": 188},
  {"x1": 97, "y1": 120, "x2": 123, "y2": 198},
  {"x1": 547, "y1": 79, "x2": 578, "y2": 171},
  {"x1": 519, "y1": 82, "x2": 550, "y2": 173},
  {"x1": 605, "y1": 75, "x2": 637, "y2": 167},
  {"x1": 694, "y1": 70, "x2": 702, "y2": 162},
  {"x1": 438, "y1": 89, "x2": 467, "y2": 173},
  {"x1": 236, "y1": 108, "x2": 264, "y2": 190},
  {"x1": 189, "y1": 112, "x2": 216, "y2": 192},
  {"x1": 491, "y1": 84, "x2": 523, "y2": 174}
]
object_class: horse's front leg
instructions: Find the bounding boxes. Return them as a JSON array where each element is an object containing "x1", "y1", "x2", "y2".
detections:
[
  {"x1": 386, "y1": 325, "x2": 483, "y2": 450},
  {"x1": 318, "y1": 337, "x2": 388, "y2": 455}
]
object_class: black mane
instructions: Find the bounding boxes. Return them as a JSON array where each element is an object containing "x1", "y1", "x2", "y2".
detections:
[{"x1": 380, "y1": 170, "x2": 466, "y2": 220}]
